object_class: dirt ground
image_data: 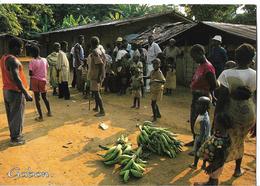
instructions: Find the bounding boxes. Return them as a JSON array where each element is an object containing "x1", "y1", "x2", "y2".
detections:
[{"x1": 0, "y1": 63, "x2": 256, "y2": 185}]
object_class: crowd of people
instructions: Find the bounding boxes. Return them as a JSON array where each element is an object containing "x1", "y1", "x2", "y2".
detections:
[{"x1": 0, "y1": 34, "x2": 256, "y2": 185}]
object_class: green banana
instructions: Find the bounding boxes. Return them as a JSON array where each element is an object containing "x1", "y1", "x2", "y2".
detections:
[
  {"x1": 135, "y1": 163, "x2": 145, "y2": 172},
  {"x1": 103, "y1": 144, "x2": 122, "y2": 161},
  {"x1": 119, "y1": 170, "x2": 128, "y2": 176},
  {"x1": 136, "y1": 158, "x2": 147, "y2": 164},
  {"x1": 130, "y1": 169, "x2": 143, "y2": 178},
  {"x1": 123, "y1": 170, "x2": 130, "y2": 182},
  {"x1": 103, "y1": 146, "x2": 117, "y2": 158},
  {"x1": 132, "y1": 162, "x2": 143, "y2": 172},
  {"x1": 104, "y1": 157, "x2": 119, "y2": 165},
  {"x1": 122, "y1": 158, "x2": 134, "y2": 171},
  {"x1": 143, "y1": 125, "x2": 151, "y2": 135},
  {"x1": 120, "y1": 158, "x2": 131, "y2": 165}
]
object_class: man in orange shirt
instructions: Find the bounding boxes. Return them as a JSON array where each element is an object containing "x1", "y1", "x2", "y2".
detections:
[{"x1": 0, "y1": 37, "x2": 33, "y2": 146}]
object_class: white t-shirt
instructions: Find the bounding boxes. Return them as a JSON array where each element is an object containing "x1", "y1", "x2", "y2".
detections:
[
  {"x1": 116, "y1": 49, "x2": 128, "y2": 62},
  {"x1": 218, "y1": 68, "x2": 256, "y2": 92},
  {"x1": 147, "y1": 42, "x2": 162, "y2": 64}
]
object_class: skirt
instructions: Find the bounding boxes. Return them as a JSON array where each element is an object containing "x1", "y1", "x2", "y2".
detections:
[{"x1": 30, "y1": 78, "x2": 47, "y2": 93}]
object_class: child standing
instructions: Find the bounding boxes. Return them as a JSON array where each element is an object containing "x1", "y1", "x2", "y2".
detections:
[
  {"x1": 130, "y1": 68, "x2": 143, "y2": 109},
  {"x1": 149, "y1": 58, "x2": 166, "y2": 122},
  {"x1": 165, "y1": 63, "x2": 176, "y2": 95},
  {"x1": 28, "y1": 45, "x2": 52, "y2": 121},
  {"x1": 78, "y1": 59, "x2": 90, "y2": 98},
  {"x1": 194, "y1": 113, "x2": 232, "y2": 186},
  {"x1": 189, "y1": 96, "x2": 211, "y2": 169}
]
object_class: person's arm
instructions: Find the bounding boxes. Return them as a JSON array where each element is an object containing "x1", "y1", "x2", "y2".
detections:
[
  {"x1": 28, "y1": 62, "x2": 33, "y2": 76},
  {"x1": 205, "y1": 71, "x2": 217, "y2": 92},
  {"x1": 97, "y1": 63, "x2": 105, "y2": 83},
  {"x1": 6, "y1": 57, "x2": 32, "y2": 101},
  {"x1": 214, "y1": 85, "x2": 229, "y2": 114}
]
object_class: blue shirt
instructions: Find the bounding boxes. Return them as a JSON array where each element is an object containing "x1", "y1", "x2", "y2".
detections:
[{"x1": 194, "y1": 111, "x2": 211, "y2": 142}]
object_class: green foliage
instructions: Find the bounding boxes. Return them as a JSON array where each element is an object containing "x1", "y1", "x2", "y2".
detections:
[
  {"x1": 0, "y1": 5, "x2": 23, "y2": 35},
  {"x1": 183, "y1": 5, "x2": 238, "y2": 22},
  {"x1": 231, "y1": 5, "x2": 256, "y2": 25},
  {"x1": 61, "y1": 14, "x2": 91, "y2": 28},
  {"x1": 0, "y1": 4, "x2": 54, "y2": 37}
]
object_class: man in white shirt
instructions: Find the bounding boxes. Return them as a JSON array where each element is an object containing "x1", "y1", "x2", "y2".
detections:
[{"x1": 146, "y1": 35, "x2": 162, "y2": 91}]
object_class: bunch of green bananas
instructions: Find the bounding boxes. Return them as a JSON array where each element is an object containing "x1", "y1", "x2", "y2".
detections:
[
  {"x1": 119, "y1": 147, "x2": 147, "y2": 182},
  {"x1": 137, "y1": 122, "x2": 183, "y2": 158},
  {"x1": 116, "y1": 134, "x2": 128, "y2": 145},
  {"x1": 100, "y1": 144, "x2": 123, "y2": 165}
]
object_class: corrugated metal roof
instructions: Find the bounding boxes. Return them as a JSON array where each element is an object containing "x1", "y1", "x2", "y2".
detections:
[
  {"x1": 40, "y1": 11, "x2": 194, "y2": 35},
  {"x1": 202, "y1": 21, "x2": 256, "y2": 41},
  {"x1": 132, "y1": 21, "x2": 256, "y2": 46},
  {"x1": 131, "y1": 22, "x2": 197, "y2": 46}
]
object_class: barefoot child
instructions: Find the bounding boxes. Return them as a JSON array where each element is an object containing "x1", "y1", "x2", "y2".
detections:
[
  {"x1": 165, "y1": 63, "x2": 176, "y2": 95},
  {"x1": 28, "y1": 45, "x2": 52, "y2": 121},
  {"x1": 148, "y1": 58, "x2": 165, "y2": 122},
  {"x1": 78, "y1": 59, "x2": 90, "y2": 98},
  {"x1": 189, "y1": 96, "x2": 211, "y2": 169},
  {"x1": 194, "y1": 113, "x2": 232, "y2": 186},
  {"x1": 130, "y1": 68, "x2": 143, "y2": 109}
]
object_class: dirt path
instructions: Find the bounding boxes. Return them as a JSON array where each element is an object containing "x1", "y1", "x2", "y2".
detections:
[{"x1": 0, "y1": 68, "x2": 256, "y2": 185}]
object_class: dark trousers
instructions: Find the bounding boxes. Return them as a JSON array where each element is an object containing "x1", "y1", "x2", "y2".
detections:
[
  {"x1": 93, "y1": 91, "x2": 105, "y2": 113},
  {"x1": 58, "y1": 81, "x2": 70, "y2": 100},
  {"x1": 76, "y1": 69, "x2": 83, "y2": 92},
  {"x1": 3, "y1": 90, "x2": 25, "y2": 140},
  {"x1": 71, "y1": 67, "x2": 77, "y2": 88}
]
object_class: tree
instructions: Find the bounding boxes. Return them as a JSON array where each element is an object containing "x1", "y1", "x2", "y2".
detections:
[
  {"x1": 231, "y1": 5, "x2": 256, "y2": 25},
  {"x1": 183, "y1": 5, "x2": 238, "y2": 22},
  {"x1": 0, "y1": 4, "x2": 54, "y2": 37}
]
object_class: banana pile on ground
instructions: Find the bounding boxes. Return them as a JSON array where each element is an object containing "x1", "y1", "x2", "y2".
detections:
[
  {"x1": 99, "y1": 135, "x2": 135, "y2": 165},
  {"x1": 119, "y1": 147, "x2": 147, "y2": 182},
  {"x1": 137, "y1": 121, "x2": 183, "y2": 158},
  {"x1": 99, "y1": 135, "x2": 148, "y2": 183}
]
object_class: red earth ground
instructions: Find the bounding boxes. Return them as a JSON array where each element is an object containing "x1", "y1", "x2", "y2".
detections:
[{"x1": 0, "y1": 63, "x2": 256, "y2": 185}]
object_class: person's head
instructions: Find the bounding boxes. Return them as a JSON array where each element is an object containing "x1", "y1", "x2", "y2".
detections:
[
  {"x1": 116, "y1": 37, "x2": 123, "y2": 47},
  {"x1": 8, "y1": 37, "x2": 23, "y2": 56},
  {"x1": 78, "y1": 35, "x2": 84, "y2": 45},
  {"x1": 152, "y1": 58, "x2": 161, "y2": 70},
  {"x1": 29, "y1": 45, "x2": 40, "y2": 58},
  {"x1": 90, "y1": 36, "x2": 100, "y2": 49},
  {"x1": 190, "y1": 44, "x2": 206, "y2": 64},
  {"x1": 235, "y1": 43, "x2": 255, "y2": 68},
  {"x1": 196, "y1": 96, "x2": 210, "y2": 115},
  {"x1": 53, "y1": 42, "x2": 60, "y2": 52},
  {"x1": 60, "y1": 41, "x2": 68, "y2": 52},
  {"x1": 148, "y1": 35, "x2": 154, "y2": 45},
  {"x1": 212, "y1": 35, "x2": 222, "y2": 46},
  {"x1": 214, "y1": 112, "x2": 233, "y2": 134},
  {"x1": 169, "y1": 39, "x2": 176, "y2": 47},
  {"x1": 224, "y1": 60, "x2": 237, "y2": 70}
]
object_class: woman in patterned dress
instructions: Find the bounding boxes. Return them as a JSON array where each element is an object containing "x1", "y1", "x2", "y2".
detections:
[{"x1": 215, "y1": 43, "x2": 256, "y2": 177}]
